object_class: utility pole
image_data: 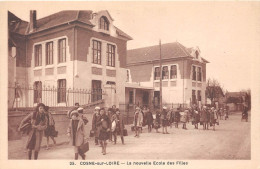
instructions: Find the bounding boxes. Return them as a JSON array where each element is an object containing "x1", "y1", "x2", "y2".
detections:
[{"x1": 159, "y1": 40, "x2": 162, "y2": 112}]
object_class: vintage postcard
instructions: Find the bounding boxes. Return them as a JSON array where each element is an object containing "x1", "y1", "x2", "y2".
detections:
[{"x1": 0, "y1": 1, "x2": 260, "y2": 169}]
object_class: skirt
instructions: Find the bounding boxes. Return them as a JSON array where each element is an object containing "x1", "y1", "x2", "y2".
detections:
[
  {"x1": 162, "y1": 119, "x2": 168, "y2": 127},
  {"x1": 99, "y1": 128, "x2": 109, "y2": 141}
]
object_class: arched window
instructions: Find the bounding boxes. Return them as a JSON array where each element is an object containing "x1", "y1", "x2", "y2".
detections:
[{"x1": 99, "y1": 16, "x2": 109, "y2": 31}]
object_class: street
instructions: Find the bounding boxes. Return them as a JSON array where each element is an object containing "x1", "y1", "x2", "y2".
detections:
[{"x1": 9, "y1": 111, "x2": 250, "y2": 160}]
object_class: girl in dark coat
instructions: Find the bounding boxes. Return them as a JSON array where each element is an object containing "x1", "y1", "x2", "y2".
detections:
[
  {"x1": 154, "y1": 111, "x2": 161, "y2": 133},
  {"x1": 92, "y1": 107, "x2": 101, "y2": 145},
  {"x1": 161, "y1": 107, "x2": 169, "y2": 134},
  {"x1": 174, "y1": 108, "x2": 180, "y2": 128},
  {"x1": 19, "y1": 103, "x2": 47, "y2": 160},
  {"x1": 97, "y1": 108, "x2": 111, "y2": 155},
  {"x1": 146, "y1": 108, "x2": 153, "y2": 133},
  {"x1": 111, "y1": 108, "x2": 125, "y2": 144}
]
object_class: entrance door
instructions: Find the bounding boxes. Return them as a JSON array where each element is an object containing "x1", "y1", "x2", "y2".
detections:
[{"x1": 143, "y1": 91, "x2": 149, "y2": 106}]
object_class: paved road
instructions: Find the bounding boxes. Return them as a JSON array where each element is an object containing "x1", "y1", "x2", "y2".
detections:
[{"x1": 9, "y1": 111, "x2": 250, "y2": 160}]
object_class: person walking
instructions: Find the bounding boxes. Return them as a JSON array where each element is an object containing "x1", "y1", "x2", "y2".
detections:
[
  {"x1": 161, "y1": 106, "x2": 169, "y2": 134},
  {"x1": 146, "y1": 108, "x2": 153, "y2": 133},
  {"x1": 133, "y1": 107, "x2": 143, "y2": 137},
  {"x1": 67, "y1": 109, "x2": 87, "y2": 160},
  {"x1": 111, "y1": 108, "x2": 125, "y2": 144},
  {"x1": 174, "y1": 108, "x2": 180, "y2": 128},
  {"x1": 97, "y1": 108, "x2": 111, "y2": 155},
  {"x1": 180, "y1": 109, "x2": 188, "y2": 130},
  {"x1": 200, "y1": 106, "x2": 208, "y2": 130},
  {"x1": 18, "y1": 103, "x2": 47, "y2": 160},
  {"x1": 154, "y1": 111, "x2": 161, "y2": 133},
  {"x1": 92, "y1": 107, "x2": 101, "y2": 145},
  {"x1": 67, "y1": 103, "x2": 80, "y2": 119},
  {"x1": 192, "y1": 108, "x2": 200, "y2": 129},
  {"x1": 107, "y1": 108, "x2": 113, "y2": 142},
  {"x1": 210, "y1": 107, "x2": 218, "y2": 131},
  {"x1": 44, "y1": 106, "x2": 56, "y2": 150}
]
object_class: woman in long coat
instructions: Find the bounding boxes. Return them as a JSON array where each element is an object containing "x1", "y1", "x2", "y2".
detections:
[
  {"x1": 146, "y1": 108, "x2": 153, "y2": 132},
  {"x1": 44, "y1": 106, "x2": 56, "y2": 150},
  {"x1": 133, "y1": 107, "x2": 143, "y2": 137},
  {"x1": 111, "y1": 108, "x2": 125, "y2": 144},
  {"x1": 97, "y1": 108, "x2": 111, "y2": 155},
  {"x1": 192, "y1": 108, "x2": 200, "y2": 129},
  {"x1": 92, "y1": 107, "x2": 101, "y2": 145},
  {"x1": 200, "y1": 106, "x2": 208, "y2": 130},
  {"x1": 174, "y1": 108, "x2": 180, "y2": 128},
  {"x1": 154, "y1": 111, "x2": 161, "y2": 133},
  {"x1": 19, "y1": 103, "x2": 47, "y2": 160},
  {"x1": 210, "y1": 107, "x2": 218, "y2": 131},
  {"x1": 67, "y1": 110, "x2": 86, "y2": 160}
]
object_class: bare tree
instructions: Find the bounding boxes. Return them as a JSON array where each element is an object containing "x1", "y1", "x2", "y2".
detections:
[{"x1": 206, "y1": 78, "x2": 225, "y2": 105}]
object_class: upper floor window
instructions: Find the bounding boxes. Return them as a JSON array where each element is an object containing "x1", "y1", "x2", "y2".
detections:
[
  {"x1": 46, "y1": 42, "x2": 53, "y2": 65},
  {"x1": 57, "y1": 79, "x2": 66, "y2": 103},
  {"x1": 170, "y1": 65, "x2": 177, "y2": 79},
  {"x1": 107, "y1": 44, "x2": 115, "y2": 67},
  {"x1": 99, "y1": 16, "x2": 109, "y2": 31},
  {"x1": 154, "y1": 67, "x2": 160, "y2": 80},
  {"x1": 162, "y1": 66, "x2": 169, "y2": 80},
  {"x1": 34, "y1": 45, "x2": 42, "y2": 67},
  {"x1": 197, "y1": 67, "x2": 202, "y2": 81},
  {"x1": 58, "y1": 39, "x2": 66, "y2": 63},
  {"x1": 192, "y1": 66, "x2": 196, "y2": 81},
  {"x1": 92, "y1": 40, "x2": 101, "y2": 65}
]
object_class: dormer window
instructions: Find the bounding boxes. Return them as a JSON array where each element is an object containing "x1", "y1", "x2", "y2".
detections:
[
  {"x1": 99, "y1": 16, "x2": 109, "y2": 31},
  {"x1": 195, "y1": 50, "x2": 199, "y2": 59}
]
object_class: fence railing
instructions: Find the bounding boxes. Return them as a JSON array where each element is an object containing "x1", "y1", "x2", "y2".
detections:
[{"x1": 8, "y1": 83, "x2": 106, "y2": 109}]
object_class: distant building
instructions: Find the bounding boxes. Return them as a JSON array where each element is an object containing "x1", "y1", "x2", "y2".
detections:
[
  {"x1": 126, "y1": 42, "x2": 209, "y2": 107},
  {"x1": 8, "y1": 10, "x2": 132, "y2": 108}
]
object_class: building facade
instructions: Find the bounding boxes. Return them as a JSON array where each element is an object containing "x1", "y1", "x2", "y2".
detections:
[
  {"x1": 8, "y1": 10, "x2": 132, "y2": 108},
  {"x1": 126, "y1": 42, "x2": 209, "y2": 107}
]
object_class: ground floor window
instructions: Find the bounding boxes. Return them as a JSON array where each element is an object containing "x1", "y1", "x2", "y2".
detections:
[
  {"x1": 92, "y1": 80, "x2": 102, "y2": 102},
  {"x1": 129, "y1": 91, "x2": 133, "y2": 104},
  {"x1": 34, "y1": 81, "x2": 42, "y2": 103},
  {"x1": 58, "y1": 79, "x2": 66, "y2": 103},
  {"x1": 192, "y1": 90, "x2": 196, "y2": 104}
]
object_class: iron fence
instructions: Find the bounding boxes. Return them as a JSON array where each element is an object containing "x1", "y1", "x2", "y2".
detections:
[{"x1": 8, "y1": 83, "x2": 106, "y2": 109}]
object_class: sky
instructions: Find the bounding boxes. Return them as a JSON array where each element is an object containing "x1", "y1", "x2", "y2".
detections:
[{"x1": 6, "y1": 1, "x2": 260, "y2": 92}]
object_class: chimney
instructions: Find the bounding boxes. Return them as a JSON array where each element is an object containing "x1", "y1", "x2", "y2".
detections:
[{"x1": 29, "y1": 10, "x2": 36, "y2": 32}]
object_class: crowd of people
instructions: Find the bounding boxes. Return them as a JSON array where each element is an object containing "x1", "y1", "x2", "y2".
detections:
[{"x1": 19, "y1": 102, "x2": 231, "y2": 160}]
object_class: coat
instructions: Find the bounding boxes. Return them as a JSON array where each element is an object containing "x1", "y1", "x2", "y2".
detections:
[
  {"x1": 180, "y1": 110, "x2": 188, "y2": 123},
  {"x1": 174, "y1": 111, "x2": 180, "y2": 123},
  {"x1": 193, "y1": 111, "x2": 200, "y2": 123},
  {"x1": 67, "y1": 117, "x2": 86, "y2": 146},
  {"x1": 19, "y1": 112, "x2": 47, "y2": 151},
  {"x1": 210, "y1": 110, "x2": 218, "y2": 123},
  {"x1": 96, "y1": 114, "x2": 111, "y2": 140},
  {"x1": 133, "y1": 111, "x2": 143, "y2": 127},
  {"x1": 92, "y1": 112, "x2": 101, "y2": 137},
  {"x1": 200, "y1": 109, "x2": 208, "y2": 122},
  {"x1": 111, "y1": 113, "x2": 125, "y2": 135},
  {"x1": 146, "y1": 111, "x2": 153, "y2": 125}
]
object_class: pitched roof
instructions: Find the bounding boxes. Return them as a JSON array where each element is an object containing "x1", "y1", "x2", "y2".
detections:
[
  {"x1": 127, "y1": 42, "x2": 192, "y2": 64},
  {"x1": 34, "y1": 10, "x2": 93, "y2": 33},
  {"x1": 8, "y1": 11, "x2": 28, "y2": 35}
]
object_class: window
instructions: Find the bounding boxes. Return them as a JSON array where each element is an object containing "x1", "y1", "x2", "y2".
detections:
[
  {"x1": 92, "y1": 80, "x2": 102, "y2": 102},
  {"x1": 162, "y1": 66, "x2": 169, "y2": 80},
  {"x1": 192, "y1": 66, "x2": 196, "y2": 81},
  {"x1": 129, "y1": 91, "x2": 133, "y2": 104},
  {"x1": 92, "y1": 40, "x2": 101, "y2": 64},
  {"x1": 46, "y1": 42, "x2": 53, "y2": 65},
  {"x1": 34, "y1": 81, "x2": 42, "y2": 103},
  {"x1": 58, "y1": 39, "x2": 66, "y2": 63},
  {"x1": 99, "y1": 16, "x2": 109, "y2": 31},
  {"x1": 195, "y1": 50, "x2": 199, "y2": 59},
  {"x1": 170, "y1": 65, "x2": 177, "y2": 79},
  {"x1": 154, "y1": 67, "x2": 160, "y2": 80},
  {"x1": 126, "y1": 69, "x2": 130, "y2": 82},
  {"x1": 197, "y1": 67, "x2": 202, "y2": 81},
  {"x1": 192, "y1": 90, "x2": 196, "y2": 104},
  {"x1": 107, "y1": 44, "x2": 115, "y2": 67},
  {"x1": 197, "y1": 90, "x2": 201, "y2": 101},
  {"x1": 34, "y1": 45, "x2": 42, "y2": 67},
  {"x1": 57, "y1": 79, "x2": 66, "y2": 103}
]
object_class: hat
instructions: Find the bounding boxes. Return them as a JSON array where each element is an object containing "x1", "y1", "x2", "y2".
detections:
[
  {"x1": 136, "y1": 107, "x2": 140, "y2": 110},
  {"x1": 77, "y1": 107, "x2": 84, "y2": 113},
  {"x1": 70, "y1": 110, "x2": 79, "y2": 118},
  {"x1": 163, "y1": 106, "x2": 167, "y2": 109},
  {"x1": 95, "y1": 106, "x2": 100, "y2": 110}
]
